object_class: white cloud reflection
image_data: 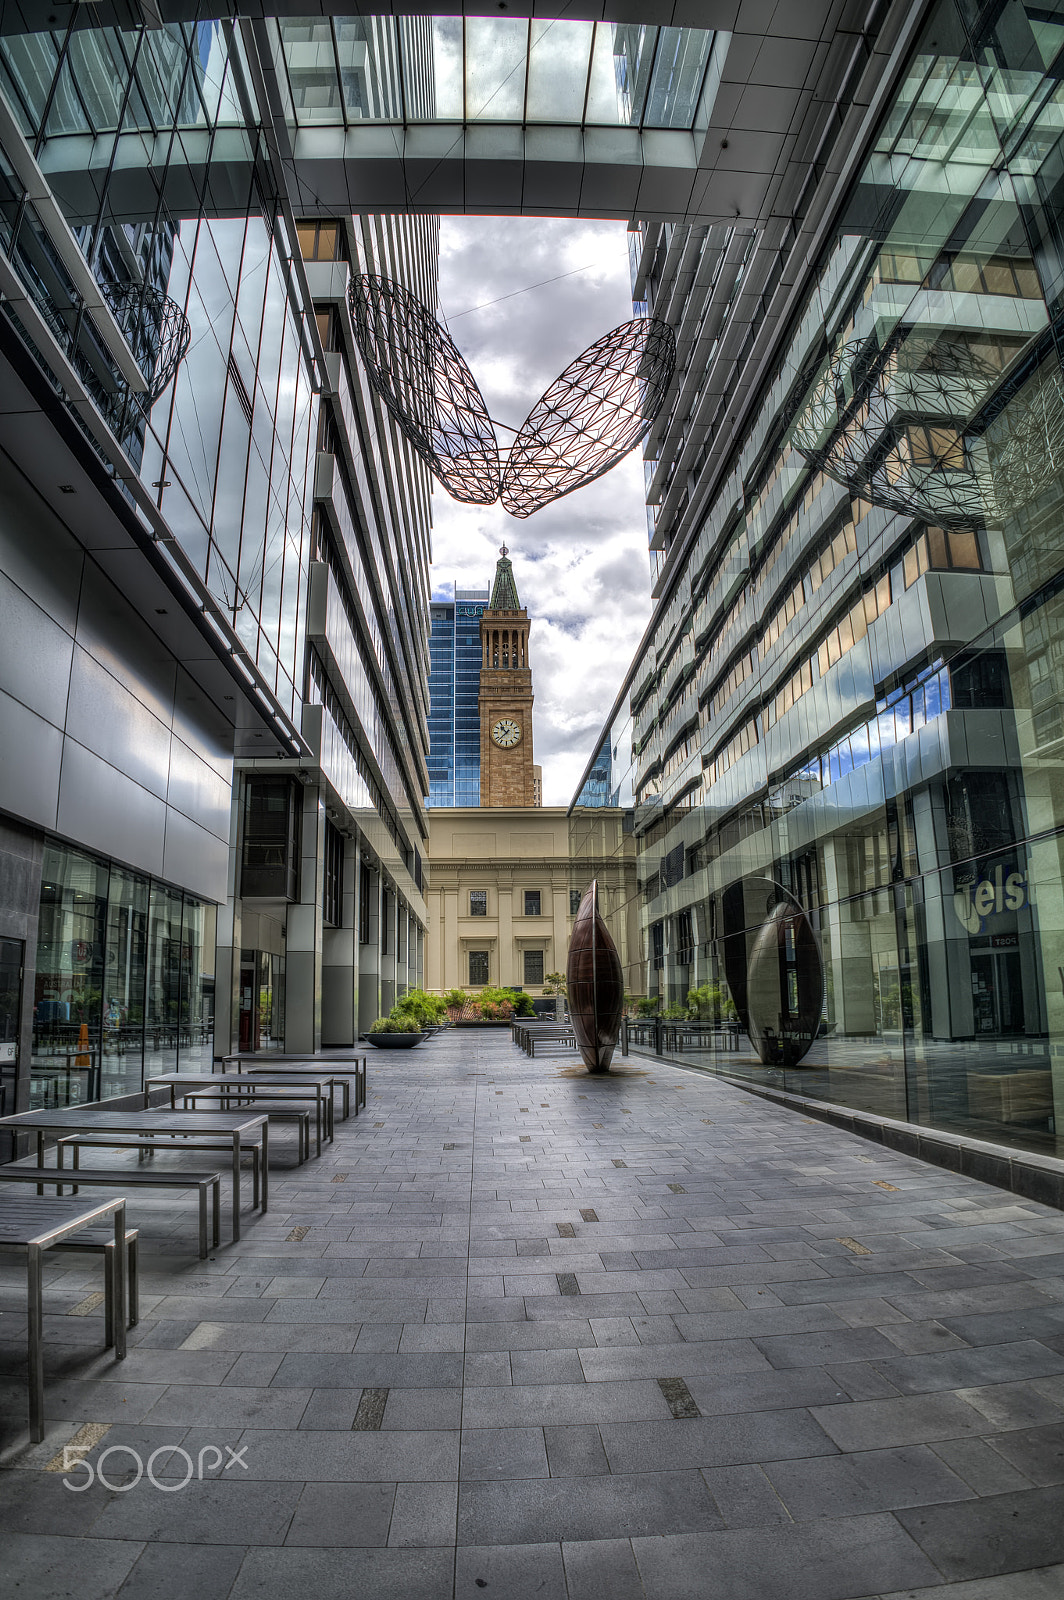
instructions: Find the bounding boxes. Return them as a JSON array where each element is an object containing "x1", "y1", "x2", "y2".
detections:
[{"x1": 429, "y1": 217, "x2": 653, "y2": 806}]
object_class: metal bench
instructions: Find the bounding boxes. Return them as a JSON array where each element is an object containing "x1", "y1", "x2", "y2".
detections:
[
  {"x1": 177, "y1": 1091, "x2": 317, "y2": 1162},
  {"x1": 57, "y1": 1134, "x2": 264, "y2": 1211},
  {"x1": 0, "y1": 1164, "x2": 221, "y2": 1259},
  {"x1": 50, "y1": 1224, "x2": 140, "y2": 1347},
  {"x1": 0, "y1": 1193, "x2": 128, "y2": 1440}
]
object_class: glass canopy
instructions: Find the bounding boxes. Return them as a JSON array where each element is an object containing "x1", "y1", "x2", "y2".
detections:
[{"x1": 279, "y1": 17, "x2": 715, "y2": 130}]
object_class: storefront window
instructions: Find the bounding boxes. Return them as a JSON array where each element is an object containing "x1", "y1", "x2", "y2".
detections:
[{"x1": 30, "y1": 842, "x2": 217, "y2": 1106}]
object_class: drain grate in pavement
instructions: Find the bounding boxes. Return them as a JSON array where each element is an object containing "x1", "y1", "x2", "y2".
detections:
[
  {"x1": 352, "y1": 1387, "x2": 388, "y2": 1431},
  {"x1": 444, "y1": 1143, "x2": 456, "y2": 1150},
  {"x1": 701, "y1": 1119, "x2": 713, "y2": 1125},
  {"x1": 837, "y1": 1237, "x2": 871, "y2": 1255},
  {"x1": 580, "y1": 1208, "x2": 599, "y2": 1222},
  {"x1": 622, "y1": 1109, "x2": 632, "y2": 1114},
  {"x1": 69, "y1": 1291, "x2": 106, "y2": 1317},
  {"x1": 874, "y1": 1181, "x2": 900, "y2": 1191},
  {"x1": 331, "y1": 1174, "x2": 347, "y2": 1182},
  {"x1": 286, "y1": 1226, "x2": 310, "y2": 1242},
  {"x1": 612, "y1": 1159, "x2": 628, "y2": 1168},
  {"x1": 520, "y1": 1136, "x2": 531, "y2": 1143},
  {"x1": 557, "y1": 1273, "x2": 580, "y2": 1296},
  {"x1": 658, "y1": 1377, "x2": 701, "y2": 1419},
  {"x1": 556, "y1": 1222, "x2": 575, "y2": 1238},
  {"x1": 373, "y1": 1122, "x2": 385, "y2": 1128},
  {"x1": 667, "y1": 1183, "x2": 686, "y2": 1194}
]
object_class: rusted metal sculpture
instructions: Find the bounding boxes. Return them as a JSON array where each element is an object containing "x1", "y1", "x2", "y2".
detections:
[
  {"x1": 349, "y1": 274, "x2": 500, "y2": 505},
  {"x1": 501, "y1": 316, "x2": 676, "y2": 517},
  {"x1": 349, "y1": 274, "x2": 674, "y2": 516},
  {"x1": 566, "y1": 880, "x2": 624, "y2": 1073}
]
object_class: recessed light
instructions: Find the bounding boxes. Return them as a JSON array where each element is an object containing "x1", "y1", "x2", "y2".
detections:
[
  {"x1": 58, "y1": 484, "x2": 76, "y2": 494},
  {"x1": 155, "y1": 608, "x2": 167, "y2": 615}
]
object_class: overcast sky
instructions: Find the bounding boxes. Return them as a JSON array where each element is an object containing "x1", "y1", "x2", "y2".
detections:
[{"x1": 429, "y1": 216, "x2": 654, "y2": 806}]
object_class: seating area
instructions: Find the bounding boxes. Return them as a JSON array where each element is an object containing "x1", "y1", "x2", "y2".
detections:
[
  {"x1": 0, "y1": 1052, "x2": 364, "y2": 1440},
  {"x1": 3, "y1": 1029, "x2": 1064, "y2": 1599}
]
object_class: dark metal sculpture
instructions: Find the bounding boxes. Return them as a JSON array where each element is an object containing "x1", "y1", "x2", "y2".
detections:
[
  {"x1": 790, "y1": 329, "x2": 998, "y2": 526},
  {"x1": 566, "y1": 879, "x2": 624, "y2": 1073},
  {"x1": 720, "y1": 876, "x2": 823, "y2": 1068},
  {"x1": 350, "y1": 274, "x2": 500, "y2": 505},
  {"x1": 348, "y1": 275, "x2": 674, "y2": 516},
  {"x1": 104, "y1": 282, "x2": 191, "y2": 405},
  {"x1": 501, "y1": 316, "x2": 676, "y2": 518}
]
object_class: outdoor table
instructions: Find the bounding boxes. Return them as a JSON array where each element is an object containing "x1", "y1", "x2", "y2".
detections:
[
  {"x1": 151, "y1": 1075, "x2": 333, "y2": 1157},
  {"x1": 0, "y1": 1107, "x2": 269, "y2": 1242},
  {"x1": 234, "y1": 1064, "x2": 361, "y2": 1119},
  {"x1": 0, "y1": 1192, "x2": 127, "y2": 1440},
  {"x1": 223, "y1": 1055, "x2": 367, "y2": 1114}
]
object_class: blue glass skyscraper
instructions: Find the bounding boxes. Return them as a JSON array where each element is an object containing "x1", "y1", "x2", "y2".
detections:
[{"x1": 428, "y1": 587, "x2": 489, "y2": 807}]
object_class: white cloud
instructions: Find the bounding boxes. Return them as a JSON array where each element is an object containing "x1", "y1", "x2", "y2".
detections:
[{"x1": 430, "y1": 217, "x2": 653, "y2": 806}]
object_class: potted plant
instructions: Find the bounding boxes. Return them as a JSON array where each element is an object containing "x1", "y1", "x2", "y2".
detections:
[{"x1": 367, "y1": 1012, "x2": 423, "y2": 1049}]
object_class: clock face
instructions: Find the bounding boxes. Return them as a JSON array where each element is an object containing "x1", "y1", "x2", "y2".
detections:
[{"x1": 491, "y1": 718, "x2": 522, "y2": 748}]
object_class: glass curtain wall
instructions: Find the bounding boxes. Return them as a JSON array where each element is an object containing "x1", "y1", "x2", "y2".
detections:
[
  {"x1": 31, "y1": 842, "x2": 214, "y2": 1108},
  {"x1": 581, "y1": 0, "x2": 1064, "y2": 1164}
]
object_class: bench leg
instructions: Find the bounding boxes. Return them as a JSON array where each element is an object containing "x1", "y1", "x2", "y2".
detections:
[
  {"x1": 260, "y1": 1124, "x2": 269, "y2": 1213},
  {"x1": 113, "y1": 1203, "x2": 127, "y2": 1359},
  {"x1": 128, "y1": 1234, "x2": 139, "y2": 1327},
  {"x1": 199, "y1": 1186, "x2": 208, "y2": 1259},
  {"x1": 211, "y1": 1179, "x2": 220, "y2": 1248},
  {"x1": 28, "y1": 1243, "x2": 44, "y2": 1442},
  {"x1": 104, "y1": 1245, "x2": 115, "y2": 1348},
  {"x1": 251, "y1": 1143, "x2": 260, "y2": 1210},
  {"x1": 231, "y1": 1135, "x2": 241, "y2": 1243}
]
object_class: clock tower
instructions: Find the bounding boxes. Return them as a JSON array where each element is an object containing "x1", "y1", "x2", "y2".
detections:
[{"x1": 479, "y1": 547, "x2": 536, "y2": 807}]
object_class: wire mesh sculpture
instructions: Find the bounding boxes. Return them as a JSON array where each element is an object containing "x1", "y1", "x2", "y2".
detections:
[
  {"x1": 790, "y1": 326, "x2": 1064, "y2": 527},
  {"x1": 789, "y1": 329, "x2": 1000, "y2": 526},
  {"x1": 103, "y1": 282, "x2": 191, "y2": 406},
  {"x1": 501, "y1": 316, "x2": 676, "y2": 517},
  {"x1": 349, "y1": 274, "x2": 675, "y2": 517},
  {"x1": 350, "y1": 274, "x2": 500, "y2": 505}
]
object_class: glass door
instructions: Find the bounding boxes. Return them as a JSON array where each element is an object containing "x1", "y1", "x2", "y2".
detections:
[{"x1": 0, "y1": 938, "x2": 22, "y2": 1120}]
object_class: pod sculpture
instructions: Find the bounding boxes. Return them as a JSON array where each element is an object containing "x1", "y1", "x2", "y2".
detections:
[{"x1": 566, "y1": 880, "x2": 624, "y2": 1073}]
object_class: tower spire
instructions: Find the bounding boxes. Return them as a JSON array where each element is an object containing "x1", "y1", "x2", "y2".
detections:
[{"x1": 489, "y1": 547, "x2": 521, "y2": 610}]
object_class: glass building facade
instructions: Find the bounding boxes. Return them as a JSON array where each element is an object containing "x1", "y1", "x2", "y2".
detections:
[
  {"x1": 428, "y1": 589, "x2": 489, "y2": 808},
  {"x1": 574, "y1": 0, "x2": 1064, "y2": 1165},
  {"x1": 31, "y1": 843, "x2": 214, "y2": 1109}
]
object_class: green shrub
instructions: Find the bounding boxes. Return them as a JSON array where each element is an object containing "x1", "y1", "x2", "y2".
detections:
[
  {"x1": 394, "y1": 988, "x2": 447, "y2": 1025},
  {"x1": 369, "y1": 1012, "x2": 421, "y2": 1034},
  {"x1": 443, "y1": 988, "x2": 467, "y2": 1009},
  {"x1": 635, "y1": 996, "x2": 659, "y2": 1017}
]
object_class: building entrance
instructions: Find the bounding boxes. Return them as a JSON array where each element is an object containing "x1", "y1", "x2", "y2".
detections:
[
  {"x1": 971, "y1": 945, "x2": 1024, "y2": 1036},
  {"x1": 0, "y1": 938, "x2": 22, "y2": 1120}
]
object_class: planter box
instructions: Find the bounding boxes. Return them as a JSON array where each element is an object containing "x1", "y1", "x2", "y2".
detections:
[{"x1": 367, "y1": 1033, "x2": 423, "y2": 1049}]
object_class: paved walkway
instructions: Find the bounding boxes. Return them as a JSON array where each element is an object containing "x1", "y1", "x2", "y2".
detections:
[{"x1": 3, "y1": 1032, "x2": 1064, "y2": 1600}]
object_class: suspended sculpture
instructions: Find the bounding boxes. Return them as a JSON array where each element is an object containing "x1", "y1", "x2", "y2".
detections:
[
  {"x1": 349, "y1": 273, "x2": 499, "y2": 505},
  {"x1": 349, "y1": 275, "x2": 675, "y2": 517},
  {"x1": 104, "y1": 282, "x2": 192, "y2": 406},
  {"x1": 789, "y1": 325, "x2": 1064, "y2": 526},
  {"x1": 566, "y1": 879, "x2": 624, "y2": 1073}
]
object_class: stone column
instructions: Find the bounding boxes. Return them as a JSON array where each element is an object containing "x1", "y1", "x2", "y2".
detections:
[
  {"x1": 214, "y1": 779, "x2": 244, "y2": 1062},
  {"x1": 322, "y1": 832, "x2": 359, "y2": 1046},
  {"x1": 358, "y1": 857, "x2": 381, "y2": 1036},
  {"x1": 284, "y1": 783, "x2": 324, "y2": 1055}
]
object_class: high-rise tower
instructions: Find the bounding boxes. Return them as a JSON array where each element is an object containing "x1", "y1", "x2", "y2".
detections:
[{"x1": 479, "y1": 549, "x2": 536, "y2": 807}]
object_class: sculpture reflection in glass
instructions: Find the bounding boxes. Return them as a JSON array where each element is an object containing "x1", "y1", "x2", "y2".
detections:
[{"x1": 721, "y1": 877, "x2": 824, "y2": 1068}]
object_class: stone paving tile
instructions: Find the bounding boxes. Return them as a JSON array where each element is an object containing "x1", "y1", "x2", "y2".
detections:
[{"x1": 4, "y1": 1030, "x2": 1064, "y2": 1596}]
